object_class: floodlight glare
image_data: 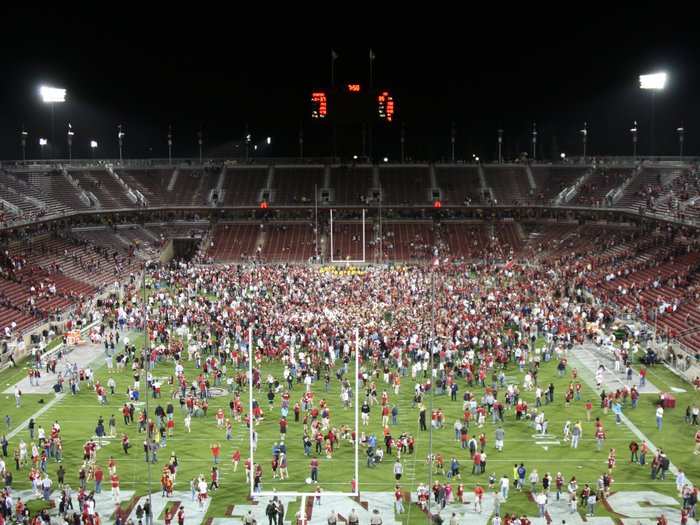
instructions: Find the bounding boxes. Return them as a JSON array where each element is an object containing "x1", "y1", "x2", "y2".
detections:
[
  {"x1": 266, "y1": 137, "x2": 272, "y2": 145},
  {"x1": 90, "y1": 140, "x2": 98, "y2": 149},
  {"x1": 560, "y1": 153, "x2": 566, "y2": 159},
  {"x1": 39, "y1": 86, "x2": 66, "y2": 103},
  {"x1": 639, "y1": 72, "x2": 667, "y2": 90},
  {"x1": 383, "y1": 157, "x2": 388, "y2": 163},
  {"x1": 475, "y1": 156, "x2": 480, "y2": 162},
  {"x1": 39, "y1": 138, "x2": 47, "y2": 146},
  {"x1": 353, "y1": 155, "x2": 358, "y2": 160}
]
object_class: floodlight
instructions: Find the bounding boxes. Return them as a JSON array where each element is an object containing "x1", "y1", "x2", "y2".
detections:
[
  {"x1": 560, "y1": 153, "x2": 566, "y2": 159},
  {"x1": 677, "y1": 127, "x2": 685, "y2": 133},
  {"x1": 39, "y1": 86, "x2": 66, "y2": 103},
  {"x1": 254, "y1": 144, "x2": 258, "y2": 150},
  {"x1": 475, "y1": 156, "x2": 480, "y2": 162},
  {"x1": 383, "y1": 157, "x2": 388, "y2": 163},
  {"x1": 266, "y1": 137, "x2": 271, "y2": 145},
  {"x1": 90, "y1": 141, "x2": 98, "y2": 149},
  {"x1": 639, "y1": 72, "x2": 667, "y2": 90},
  {"x1": 353, "y1": 155, "x2": 358, "y2": 160},
  {"x1": 21, "y1": 131, "x2": 28, "y2": 137},
  {"x1": 39, "y1": 138, "x2": 47, "y2": 146}
]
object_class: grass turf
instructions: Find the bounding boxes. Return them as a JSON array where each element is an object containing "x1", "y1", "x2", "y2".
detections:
[{"x1": 0, "y1": 333, "x2": 698, "y2": 524}]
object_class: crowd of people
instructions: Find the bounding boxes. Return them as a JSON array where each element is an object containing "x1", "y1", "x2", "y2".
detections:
[{"x1": 0, "y1": 254, "x2": 697, "y2": 524}]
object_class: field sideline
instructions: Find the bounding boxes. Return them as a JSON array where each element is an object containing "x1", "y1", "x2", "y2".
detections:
[{"x1": 1, "y1": 329, "x2": 699, "y2": 524}]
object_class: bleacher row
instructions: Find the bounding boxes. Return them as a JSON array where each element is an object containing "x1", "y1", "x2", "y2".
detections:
[
  {"x1": 1, "y1": 165, "x2": 697, "y2": 223},
  {"x1": 3, "y1": 218, "x2": 700, "y2": 356}
]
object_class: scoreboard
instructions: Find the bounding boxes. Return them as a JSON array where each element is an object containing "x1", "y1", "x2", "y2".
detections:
[{"x1": 310, "y1": 84, "x2": 395, "y2": 124}]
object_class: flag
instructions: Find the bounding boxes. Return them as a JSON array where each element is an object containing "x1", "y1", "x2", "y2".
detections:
[
  {"x1": 369, "y1": 49, "x2": 375, "y2": 61},
  {"x1": 331, "y1": 49, "x2": 338, "y2": 61}
]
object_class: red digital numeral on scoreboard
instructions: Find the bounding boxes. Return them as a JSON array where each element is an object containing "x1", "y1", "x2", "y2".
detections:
[
  {"x1": 311, "y1": 92, "x2": 327, "y2": 119},
  {"x1": 378, "y1": 91, "x2": 394, "y2": 122},
  {"x1": 347, "y1": 84, "x2": 361, "y2": 92}
]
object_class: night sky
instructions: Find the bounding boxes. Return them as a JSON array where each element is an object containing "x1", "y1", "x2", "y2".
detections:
[{"x1": 1, "y1": 6, "x2": 698, "y2": 162}]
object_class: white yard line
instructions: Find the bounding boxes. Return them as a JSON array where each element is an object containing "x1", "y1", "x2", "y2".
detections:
[
  {"x1": 571, "y1": 345, "x2": 692, "y2": 486},
  {"x1": 6, "y1": 394, "x2": 66, "y2": 440}
]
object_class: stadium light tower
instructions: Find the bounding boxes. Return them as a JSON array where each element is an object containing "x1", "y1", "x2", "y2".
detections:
[
  {"x1": 580, "y1": 122, "x2": 588, "y2": 163},
  {"x1": 67, "y1": 123, "x2": 74, "y2": 163},
  {"x1": 39, "y1": 85, "x2": 66, "y2": 154},
  {"x1": 39, "y1": 137, "x2": 47, "y2": 159},
  {"x1": 117, "y1": 125, "x2": 125, "y2": 163},
  {"x1": 167, "y1": 125, "x2": 173, "y2": 165},
  {"x1": 639, "y1": 72, "x2": 667, "y2": 157},
  {"x1": 630, "y1": 121, "x2": 639, "y2": 161},
  {"x1": 677, "y1": 125, "x2": 685, "y2": 158},
  {"x1": 90, "y1": 140, "x2": 98, "y2": 159},
  {"x1": 20, "y1": 129, "x2": 28, "y2": 161},
  {"x1": 497, "y1": 129, "x2": 503, "y2": 164},
  {"x1": 531, "y1": 122, "x2": 537, "y2": 161}
]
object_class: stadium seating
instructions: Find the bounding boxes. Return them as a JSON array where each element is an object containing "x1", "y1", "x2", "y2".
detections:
[
  {"x1": 207, "y1": 224, "x2": 262, "y2": 261},
  {"x1": 379, "y1": 167, "x2": 431, "y2": 205},
  {"x1": 379, "y1": 222, "x2": 434, "y2": 261},
  {"x1": 220, "y1": 168, "x2": 269, "y2": 206},
  {"x1": 434, "y1": 166, "x2": 482, "y2": 205},
  {"x1": 273, "y1": 167, "x2": 324, "y2": 204},
  {"x1": 259, "y1": 223, "x2": 316, "y2": 262},
  {"x1": 484, "y1": 167, "x2": 533, "y2": 204},
  {"x1": 330, "y1": 165, "x2": 374, "y2": 204},
  {"x1": 69, "y1": 170, "x2": 134, "y2": 208}
]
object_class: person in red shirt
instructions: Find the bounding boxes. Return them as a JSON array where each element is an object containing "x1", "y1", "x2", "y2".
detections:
[
  {"x1": 210, "y1": 466, "x2": 219, "y2": 491},
  {"x1": 474, "y1": 484, "x2": 484, "y2": 513},
  {"x1": 110, "y1": 474, "x2": 120, "y2": 502},
  {"x1": 94, "y1": 465, "x2": 104, "y2": 494},
  {"x1": 232, "y1": 450, "x2": 241, "y2": 471},
  {"x1": 211, "y1": 443, "x2": 220, "y2": 465},
  {"x1": 279, "y1": 417, "x2": 287, "y2": 439},
  {"x1": 394, "y1": 485, "x2": 404, "y2": 513},
  {"x1": 310, "y1": 457, "x2": 319, "y2": 483}
]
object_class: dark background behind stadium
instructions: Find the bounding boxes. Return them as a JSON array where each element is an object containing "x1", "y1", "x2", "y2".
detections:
[{"x1": 1, "y1": 5, "x2": 699, "y2": 162}]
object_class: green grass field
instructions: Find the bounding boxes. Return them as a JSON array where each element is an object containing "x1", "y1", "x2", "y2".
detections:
[{"x1": 2, "y1": 329, "x2": 699, "y2": 524}]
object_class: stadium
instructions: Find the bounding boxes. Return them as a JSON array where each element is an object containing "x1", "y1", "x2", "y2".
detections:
[{"x1": 2, "y1": 10, "x2": 700, "y2": 525}]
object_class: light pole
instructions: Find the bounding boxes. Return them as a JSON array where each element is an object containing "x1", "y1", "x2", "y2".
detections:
[
  {"x1": 21, "y1": 129, "x2": 28, "y2": 161},
  {"x1": 639, "y1": 72, "x2": 667, "y2": 157},
  {"x1": 40, "y1": 86, "x2": 66, "y2": 156},
  {"x1": 39, "y1": 138, "x2": 47, "y2": 159},
  {"x1": 90, "y1": 140, "x2": 98, "y2": 159},
  {"x1": 198, "y1": 130, "x2": 203, "y2": 164},
  {"x1": 630, "y1": 121, "x2": 638, "y2": 161},
  {"x1": 67, "y1": 123, "x2": 74, "y2": 163},
  {"x1": 450, "y1": 122, "x2": 455, "y2": 162},
  {"x1": 167, "y1": 125, "x2": 173, "y2": 165},
  {"x1": 580, "y1": 122, "x2": 588, "y2": 163},
  {"x1": 400, "y1": 123, "x2": 405, "y2": 164},
  {"x1": 677, "y1": 125, "x2": 685, "y2": 158},
  {"x1": 531, "y1": 122, "x2": 537, "y2": 161},
  {"x1": 497, "y1": 129, "x2": 503, "y2": 164},
  {"x1": 117, "y1": 125, "x2": 125, "y2": 163},
  {"x1": 298, "y1": 126, "x2": 304, "y2": 159}
]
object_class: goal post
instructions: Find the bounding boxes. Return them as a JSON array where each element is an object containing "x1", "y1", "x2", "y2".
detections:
[{"x1": 329, "y1": 209, "x2": 366, "y2": 264}]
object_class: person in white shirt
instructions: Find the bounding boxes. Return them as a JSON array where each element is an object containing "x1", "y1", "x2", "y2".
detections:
[{"x1": 656, "y1": 406, "x2": 664, "y2": 431}]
